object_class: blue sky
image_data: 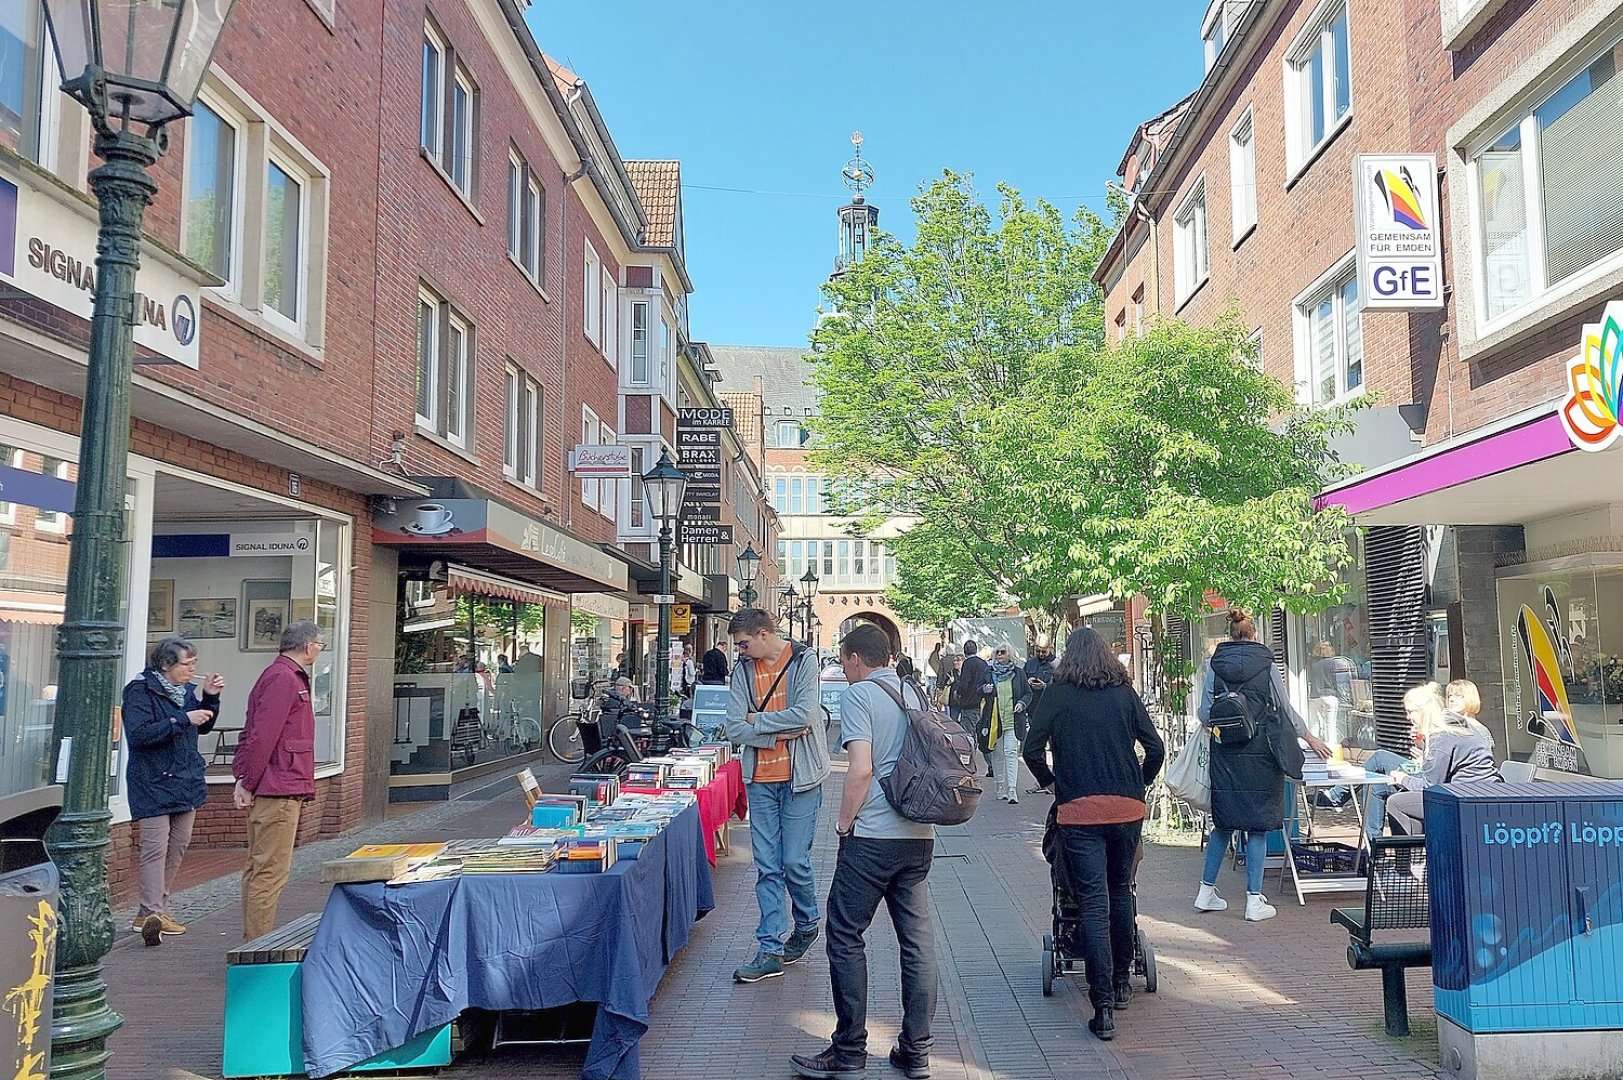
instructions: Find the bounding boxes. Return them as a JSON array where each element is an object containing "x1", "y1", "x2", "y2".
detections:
[{"x1": 528, "y1": 2, "x2": 1206, "y2": 347}]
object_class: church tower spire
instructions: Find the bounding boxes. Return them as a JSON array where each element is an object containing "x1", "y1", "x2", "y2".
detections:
[{"x1": 833, "y1": 131, "x2": 878, "y2": 277}]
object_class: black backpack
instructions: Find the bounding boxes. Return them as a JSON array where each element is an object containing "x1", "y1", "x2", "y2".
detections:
[
  {"x1": 1209, "y1": 666, "x2": 1273, "y2": 746},
  {"x1": 870, "y1": 679, "x2": 982, "y2": 826}
]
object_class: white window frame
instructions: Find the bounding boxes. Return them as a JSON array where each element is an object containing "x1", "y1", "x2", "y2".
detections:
[
  {"x1": 261, "y1": 146, "x2": 311, "y2": 335},
  {"x1": 1245, "y1": 326, "x2": 1264, "y2": 371},
  {"x1": 1230, "y1": 108, "x2": 1257, "y2": 243},
  {"x1": 421, "y1": 21, "x2": 477, "y2": 199},
  {"x1": 1464, "y1": 30, "x2": 1623, "y2": 335},
  {"x1": 626, "y1": 299, "x2": 652, "y2": 386},
  {"x1": 581, "y1": 406, "x2": 600, "y2": 507},
  {"x1": 415, "y1": 289, "x2": 440, "y2": 430},
  {"x1": 421, "y1": 24, "x2": 446, "y2": 160},
  {"x1": 506, "y1": 152, "x2": 544, "y2": 286},
  {"x1": 1283, "y1": 0, "x2": 1353, "y2": 178},
  {"x1": 1202, "y1": 0, "x2": 1228, "y2": 72},
  {"x1": 1, "y1": 0, "x2": 60, "y2": 171},
  {"x1": 415, "y1": 286, "x2": 473, "y2": 446},
  {"x1": 1173, "y1": 177, "x2": 1209, "y2": 305},
  {"x1": 180, "y1": 91, "x2": 247, "y2": 298},
  {"x1": 503, "y1": 363, "x2": 541, "y2": 487},
  {"x1": 34, "y1": 458, "x2": 70, "y2": 533},
  {"x1": 583, "y1": 242, "x2": 602, "y2": 347},
  {"x1": 597, "y1": 422, "x2": 616, "y2": 518},
  {"x1": 1132, "y1": 287, "x2": 1145, "y2": 334},
  {"x1": 601, "y1": 268, "x2": 618, "y2": 366},
  {"x1": 449, "y1": 67, "x2": 475, "y2": 194},
  {"x1": 1292, "y1": 252, "x2": 1365, "y2": 407}
]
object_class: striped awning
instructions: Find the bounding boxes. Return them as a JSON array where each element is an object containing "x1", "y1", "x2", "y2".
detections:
[{"x1": 445, "y1": 564, "x2": 550, "y2": 606}]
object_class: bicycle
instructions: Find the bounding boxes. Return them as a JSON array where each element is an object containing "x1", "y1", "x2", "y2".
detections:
[
  {"x1": 550, "y1": 679, "x2": 613, "y2": 764},
  {"x1": 579, "y1": 702, "x2": 705, "y2": 779},
  {"x1": 495, "y1": 699, "x2": 542, "y2": 754}
]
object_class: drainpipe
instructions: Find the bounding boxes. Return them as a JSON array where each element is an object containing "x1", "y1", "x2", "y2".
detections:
[{"x1": 560, "y1": 85, "x2": 588, "y2": 532}]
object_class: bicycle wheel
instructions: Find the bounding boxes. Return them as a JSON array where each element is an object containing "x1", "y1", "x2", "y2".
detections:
[
  {"x1": 549, "y1": 716, "x2": 586, "y2": 763},
  {"x1": 581, "y1": 747, "x2": 631, "y2": 778},
  {"x1": 518, "y1": 717, "x2": 543, "y2": 751},
  {"x1": 679, "y1": 723, "x2": 706, "y2": 749}
]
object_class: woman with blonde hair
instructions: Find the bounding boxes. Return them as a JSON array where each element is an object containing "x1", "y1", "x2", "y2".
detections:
[{"x1": 1383, "y1": 679, "x2": 1502, "y2": 835}]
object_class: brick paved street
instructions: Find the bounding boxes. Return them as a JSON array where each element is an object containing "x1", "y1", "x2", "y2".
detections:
[{"x1": 104, "y1": 752, "x2": 1442, "y2": 1080}]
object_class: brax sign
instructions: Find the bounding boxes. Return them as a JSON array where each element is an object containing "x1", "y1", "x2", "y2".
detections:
[
  {"x1": 1353, "y1": 154, "x2": 1443, "y2": 310},
  {"x1": 0, "y1": 162, "x2": 205, "y2": 367}
]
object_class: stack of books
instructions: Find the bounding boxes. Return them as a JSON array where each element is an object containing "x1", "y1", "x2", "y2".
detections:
[
  {"x1": 665, "y1": 758, "x2": 714, "y2": 789},
  {"x1": 674, "y1": 744, "x2": 730, "y2": 769},
  {"x1": 555, "y1": 837, "x2": 618, "y2": 874},
  {"x1": 497, "y1": 825, "x2": 571, "y2": 847},
  {"x1": 569, "y1": 773, "x2": 622, "y2": 805},
  {"x1": 623, "y1": 760, "x2": 672, "y2": 788},
  {"x1": 530, "y1": 793, "x2": 590, "y2": 829}
]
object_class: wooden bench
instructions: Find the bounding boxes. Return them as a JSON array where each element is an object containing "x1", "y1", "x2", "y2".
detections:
[
  {"x1": 226, "y1": 911, "x2": 323, "y2": 966},
  {"x1": 1330, "y1": 835, "x2": 1431, "y2": 1037}
]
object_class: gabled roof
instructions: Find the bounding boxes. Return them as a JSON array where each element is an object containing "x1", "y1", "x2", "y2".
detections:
[
  {"x1": 625, "y1": 160, "x2": 680, "y2": 248},
  {"x1": 710, "y1": 345, "x2": 819, "y2": 417}
]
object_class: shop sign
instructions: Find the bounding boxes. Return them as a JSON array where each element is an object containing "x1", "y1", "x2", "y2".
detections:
[
  {"x1": 372, "y1": 497, "x2": 626, "y2": 590},
  {"x1": 229, "y1": 532, "x2": 311, "y2": 557},
  {"x1": 1353, "y1": 154, "x2": 1443, "y2": 310},
  {"x1": 569, "y1": 443, "x2": 633, "y2": 478},
  {"x1": 0, "y1": 462, "x2": 74, "y2": 514},
  {"x1": 1558, "y1": 299, "x2": 1622, "y2": 452},
  {"x1": 677, "y1": 407, "x2": 733, "y2": 429},
  {"x1": 0, "y1": 165, "x2": 205, "y2": 367},
  {"x1": 670, "y1": 603, "x2": 693, "y2": 634},
  {"x1": 677, "y1": 522, "x2": 733, "y2": 545},
  {"x1": 152, "y1": 530, "x2": 309, "y2": 559},
  {"x1": 571, "y1": 592, "x2": 630, "y2": 622}
]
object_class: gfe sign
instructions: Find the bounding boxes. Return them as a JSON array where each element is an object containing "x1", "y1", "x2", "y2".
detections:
[{"x1": 1353, "y1": 154, "x2": 1444, "y2": 310}]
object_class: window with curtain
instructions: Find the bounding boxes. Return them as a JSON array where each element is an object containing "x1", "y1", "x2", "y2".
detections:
[
  {"x1": 1299, "y1": 263, "x2": 1363, "y2": 405},
  {"x1": 1475, "y1": 37, "x2": 1623, "y2": 323},
  {"x1": 1174, "y1": 179, "x2": 1209, "y2": 302}
]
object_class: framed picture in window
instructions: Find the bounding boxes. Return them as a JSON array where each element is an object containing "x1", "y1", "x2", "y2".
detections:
[
  {"x1": 242, "y1": 579, "x2": 294, "y2": 651},
  {"x1": 178, "y1": 598, "x2": 236, "y2": 640},
  {"x1": 147, "y1": 579, "x2": 175, "y2": 636}
]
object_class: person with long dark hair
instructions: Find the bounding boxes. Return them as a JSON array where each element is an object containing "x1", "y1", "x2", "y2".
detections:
[
  {"x1": 1195, "y1": 609, "x2": 1333, "y2": 922},
  {"x1": 1023, "y1": 627, "x2": 1165, "y2": 1042}
]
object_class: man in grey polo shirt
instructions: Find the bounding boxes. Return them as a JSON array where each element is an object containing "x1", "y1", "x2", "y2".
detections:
[{"x1": 791, "y1": 624, "x2": 935, "y2": 1080}]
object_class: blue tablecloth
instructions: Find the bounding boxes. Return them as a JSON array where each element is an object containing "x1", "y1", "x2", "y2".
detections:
[{"x1": 300, "y1": 803, "x2": 715, "y2": 1080}]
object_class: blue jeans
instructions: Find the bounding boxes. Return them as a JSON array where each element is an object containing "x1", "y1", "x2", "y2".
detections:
[
  {"x1": 1351, "y1": 749, "x2": 1412, "y2": 839},
  {"x1": 746, "y1": 781, "x2": 824, "y2": 953},
  {"x1": 1203, "y1": 828, "x2": 1269, "y2": 894}
]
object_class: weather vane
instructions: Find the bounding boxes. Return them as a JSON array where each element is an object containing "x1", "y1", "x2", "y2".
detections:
[{"x1": 841, "y1": 130, "x2": 874, "y2": 200}]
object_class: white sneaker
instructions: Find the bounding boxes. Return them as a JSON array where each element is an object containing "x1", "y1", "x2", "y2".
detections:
[
  {"x1": 1244, "y1": 893, "x2": 1277, "y2": 921},
  {"x1": 1195, "y1": 883, "x2": 1228, "y2": 912}
]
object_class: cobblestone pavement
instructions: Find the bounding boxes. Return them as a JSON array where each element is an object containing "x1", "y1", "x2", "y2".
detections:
[{"x1": 105, "y1": 752, "x2": 1442, "y2": 1080}]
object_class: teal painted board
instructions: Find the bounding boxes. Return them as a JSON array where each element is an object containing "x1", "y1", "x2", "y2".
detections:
[{"x1": 223, "y1": 961, "x2": 452, "y2": 1077}]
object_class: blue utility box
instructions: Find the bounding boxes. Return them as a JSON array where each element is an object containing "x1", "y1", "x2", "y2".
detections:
[{"x1": 1426, "y1": 781, "x2": 1623, "y2": 1080}]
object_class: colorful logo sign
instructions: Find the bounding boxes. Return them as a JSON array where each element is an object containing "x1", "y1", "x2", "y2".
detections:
[
  {"x1": 1515, "y1": 587, "x2": 1580, "y2": 750},
  {"x1": 172, "y1": 293, "x2": 197, "y2": 346},
  {"x1": 1373, "y1": 166, "x2": 1427, "y2": 230},
  {"x1": 1559, "y1": 300, "x2": 1623, "y2": 452}
]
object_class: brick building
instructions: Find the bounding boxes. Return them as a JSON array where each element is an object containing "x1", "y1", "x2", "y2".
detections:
[
  {"x1": 1099, "y1": 0, "x2": 1623, "y2": 781},
  {"x1": 0, "y1": 0, "x2": 767, "y2": 899}
]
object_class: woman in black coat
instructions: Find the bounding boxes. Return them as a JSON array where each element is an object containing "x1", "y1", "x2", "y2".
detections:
[
  {"x1": 1194, "y1": 610, "x2": 1332, "y2": 923},
  {"x1": 1023, "y1": 627, "x2": 1165, "y2": 1042},
  {"x1": 123, "y1": 636, "x2": 224, "y2": 945}
]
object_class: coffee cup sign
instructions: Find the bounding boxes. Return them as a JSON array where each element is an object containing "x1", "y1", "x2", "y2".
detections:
[{"x1": 414, "y1": 503, "x2": 453, "y2": 532}]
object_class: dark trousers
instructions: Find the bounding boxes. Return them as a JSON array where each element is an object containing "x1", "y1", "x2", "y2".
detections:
[
  {"x1": 1056, "y1": 821, "x2": 1141, "y2": 1010},
  {"x1": 826, "y1": 835, "x2": 937, "y2": 1060},
  {"x1": 1386, "y1": 790, "x2": 1425, "y2": 836}
]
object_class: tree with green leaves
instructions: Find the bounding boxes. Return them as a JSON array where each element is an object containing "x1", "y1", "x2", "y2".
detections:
[{"x1": 810, "y1": 171, "x2": 1116, "y2": 639}]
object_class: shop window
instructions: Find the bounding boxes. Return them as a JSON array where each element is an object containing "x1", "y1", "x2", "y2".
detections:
[
  {"x1": 34, "y1": 458, "x2": 70, "y2": 533},
  {"x1": 1174, "y1": 178, "x2": 1209, "y2": 304},
  {"x1": 415, "y1": 286, "x2": 474, "y2": 447},
  {"x1": 0, "y1": 446, "x2": 18, "y2": 526},
  {"x1": 1294, "y1": 256, "x2": 1363, "y2": 405},
  {"x1": 1300, "y1": 540, "x2": 1373, "y2": 749},
  {"x1": 1285, "y1": 0, "x2": 1352, "y2": 175},
  {"x1": 1472, "y1": 35, "x2": 1623, "y2": 324}
]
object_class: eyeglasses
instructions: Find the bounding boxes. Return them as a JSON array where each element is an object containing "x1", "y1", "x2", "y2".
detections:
[{"x1": 313, "y1": 641, "x2": 327, "y2": 650}]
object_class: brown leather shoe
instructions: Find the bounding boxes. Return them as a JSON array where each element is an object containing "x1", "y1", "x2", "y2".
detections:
[{"x1": 156, "y1": 914, "x2": 187, "y2": 936}]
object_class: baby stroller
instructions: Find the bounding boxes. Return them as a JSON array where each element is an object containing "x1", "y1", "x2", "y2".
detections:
[{"x1": 1039, "y1": 810, "x2": 1157, "y2": 998}]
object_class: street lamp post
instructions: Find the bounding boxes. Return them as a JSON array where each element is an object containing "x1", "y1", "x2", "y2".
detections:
[
  {"x1": 641, "y1": 450, "x2": 688, "y2": 722},
  {"x1": 735, "y1": 544, "x2": 760, "y2": 608},
  {"x1": 37, "y1": 2, "x2": 240, "y2": 1076},
  {"x1": 779, "y1": 584, "x2": 799, "y2": 641},
  {"x1": 799, "y1": 568, "x2": 820, "y2": 649}
]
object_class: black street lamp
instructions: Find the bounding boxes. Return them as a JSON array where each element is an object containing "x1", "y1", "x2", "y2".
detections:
[
  {"x1": 641, "y1": 450, "x2": 688, "y2": 721},
  {"x1": 798, "y1": 567, "x2": 820, "y2": 649},
  {"x1": 779, "y1": 583, "x2": 798, "y2": 641},
  {"x1": 735, "y1": 544, "x2": 760, "y2": 608},
  {"x1": 37, "y1": 1, "x2": 240, "y2": 1076}
]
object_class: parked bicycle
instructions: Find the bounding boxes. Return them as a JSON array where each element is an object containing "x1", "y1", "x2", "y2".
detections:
[
  {"x1": 578, "y1": 692, "x2": 705, "y2": 779},
  {"x1": 483, "y1": 699, "x2": 542, "y2": 755},
  {"x1": 550, "y1": 679, "x2": 615, "y2": 764}
]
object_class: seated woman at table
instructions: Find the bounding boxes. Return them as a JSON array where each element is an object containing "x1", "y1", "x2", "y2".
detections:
[{"x1": 1383, "y1": 679, "x2": 1502, "y2": 836}]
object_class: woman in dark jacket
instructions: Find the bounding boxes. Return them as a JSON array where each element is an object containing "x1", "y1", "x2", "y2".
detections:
[
  {"x1": 1195, "y1": 610, "x2": 1333, "y2": 923},
  {"x1": 1023, "y1": 627, "x2": 1165, "y2": 1042},
  {"x1": 123, "y1": 636, "x2": 224, "y2": 945}
]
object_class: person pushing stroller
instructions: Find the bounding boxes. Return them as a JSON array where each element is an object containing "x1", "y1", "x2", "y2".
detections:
[{"x1": 1023, "y1": 627, "x2": 1165, "y2": 1041}]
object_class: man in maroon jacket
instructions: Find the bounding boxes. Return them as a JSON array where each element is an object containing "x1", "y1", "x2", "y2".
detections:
[{"x1": 233, "y1": 620, "x2": 325, "y2": 940}]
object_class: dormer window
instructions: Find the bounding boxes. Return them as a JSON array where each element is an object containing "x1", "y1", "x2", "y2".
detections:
[{"x1": 1203, "y1": 2, "x2": 1227, "y2": 71}]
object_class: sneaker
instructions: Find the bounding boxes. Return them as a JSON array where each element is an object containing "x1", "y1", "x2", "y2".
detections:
[
  {"x1": 1113, "y1": 979, "x2": 1132, "y2": 1010},
  {"x1": 1244, "y1": 893, "x2": 1277, "y2": 922},
  {"x1": 1088, "y1": 1006, "x2": 1115, "y2": 1041},
  {"x1": 734, "y1": 951, "x2": 785, "y2": 983},
  {"x1": 139, "y1": 914, "x2": 164, "y2": 947},
  {"x1": 790, "y1": 1047, "x2": 867, "y2": 1079},
  {"x1": 783, "y1": 926, "x2": 820, "y2": 965},
  {"x1": 986, "y1": 767, "x2": 994, "y2": 778},
  {"x1": 1312, "y1": 791, "x2": 1352, "y2": 810},
  {"x1": 157, "y1": 914, "x2": 187, "y2": 936},
  {"x1": 888, "y1": 1047, "x2": 930, "y2": 1079},
  {"x1": 1194, "y1": 883, "x2": 1228, "y2": 912}
]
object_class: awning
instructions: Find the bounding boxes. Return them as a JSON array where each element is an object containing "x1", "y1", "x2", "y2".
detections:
[
  {"x1": 1316, "y1": 402, "x2": 1622, "y2": 526},
  {"x1": 374, "y1": 486, "x2": 626, "y2": 595},
  {"x1": 608, "y1": 547, "x2": 710, "y2": 606},
  {"x1": 1075, "y1": 594, "x2": 1115, "y2": 618},
  {"x1": 445, "y1": 564, "x2": 550, "y2": 606}
]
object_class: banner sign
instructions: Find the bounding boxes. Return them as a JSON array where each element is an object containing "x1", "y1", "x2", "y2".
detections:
[
  {"x1": 1353, "y1": 154, "x2": 1443, "y2": 310},
  {"x1": 677, "y1": 407, "x2": 734, "y2": 429},
  {"x1": 570, "y1": 443, "x2": 633, "y2": 478},
  {"x1": 677, "y1": 522, "x2": 733, "y2": 545},
  {"x1": 0, "y1": 165, "x2": 206, "y2": 366}
]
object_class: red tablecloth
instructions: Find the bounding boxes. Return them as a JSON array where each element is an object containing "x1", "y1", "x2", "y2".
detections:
[{"x1": 623, "y1": 758, "x2": 746, "y2": 865}]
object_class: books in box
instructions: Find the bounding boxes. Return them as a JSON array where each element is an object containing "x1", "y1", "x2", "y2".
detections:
[
  {"x1": 569, "y1": 773, "x2": 621, "y2": 805},
  {"x1": 622, "y1": 762, "x2": 668, "y2": 788},
  {"x1": 555, "y1": 837, "x2": 618, "y2": 873},
  {"x1": 530, "y1": 793, "x2": 589, "y2": 829}
]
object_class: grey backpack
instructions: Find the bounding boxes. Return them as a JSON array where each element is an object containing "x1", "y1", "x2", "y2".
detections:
[{"x1": 870, "y1": 679, "x2": 982, "y2": 825}]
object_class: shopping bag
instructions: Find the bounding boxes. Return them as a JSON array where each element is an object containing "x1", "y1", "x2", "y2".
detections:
[{"x1": 1165, "y1": 730, "x2": 1212, "y2": 813}]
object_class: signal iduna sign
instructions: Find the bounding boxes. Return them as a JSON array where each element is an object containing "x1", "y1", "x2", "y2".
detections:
[{"x1": 1353, "y1": 154, "x2": 1443, "y2": 310}]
